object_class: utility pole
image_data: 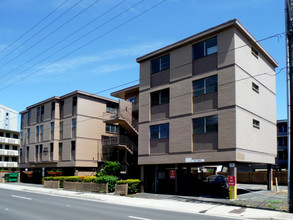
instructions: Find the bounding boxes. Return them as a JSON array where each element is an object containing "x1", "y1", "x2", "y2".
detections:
[{"x1": 285, "y1": 0, "x2": 293, "y2": 213}]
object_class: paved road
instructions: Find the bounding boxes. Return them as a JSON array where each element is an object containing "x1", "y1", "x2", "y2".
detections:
[{"x1": 0, "y1": 188, "x2": 237, "y2": 220}]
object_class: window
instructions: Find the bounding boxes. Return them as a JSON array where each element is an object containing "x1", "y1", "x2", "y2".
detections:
[
  {"x1": 51, "y1": 102, "x2": 55, "y2": 111},
  {"x1": 150, "y1": 123, "x2": 169, "y2": 140},
  {"x1": 193, "y1": 37, "x2": 217, "y2": 59},
  {"x1": 13, "y1": 146, "x2": 17, "y2": 150},
  {"x1": 21, "y1": 132, "x2": 23, "y2": 142},
  {"x1": 51, "y1": 122, "x2": 54, "y2": 131},
  {"x1": 151, "y1": 54, "x2": 170, "y2": 74},
  {"x1": 40, "y1": 125, "x2": 43, "y2": 135},
  {"x1": 0, "y1": 144, "x2": 2, "y2": 149},
  {"x1": 72, "y1": 118, "x2": 76, "y2": 129},
  {"x1": 27, "y1": 128, "x2": 30, "y2": 138},
  {"x1": 253, "y1": 119, "x2": 260, "y2": 129},
  {"x1": 40, "y1": 144, "x2": 43, "y2": 161},
  {"x1": 41, "y1": 105, "x2": 44, "y2": 116},
  {"x1": 27, "y1": 146, "x2": 29, "y2": 161},
  {"x1": 13, "y1": 134, "x2": 18, "y2": 139},
  {"x1": 36, "y1": 126, "x2": 39, "y2": 136},
  {"x1": 106, "y1": 124, "x2": 118, "y2": 134},
  {"x1": 50, "y1": 143, "x2": 54, "y2": 152},
  {"x1": 5, "y1": 145, "x2": 9, "y2": 150},
  {"x1": 21, "y1": 115, "x2": 24, "y2": 129},
  {"x1": 6, "y1": 133, "x2": 10, "y2": 138},
  {"x1": 35, "y1": 145, "x2": 38, "y2": 161},
  {"x1": 0, "y1": 132, "x2": 3, "y2": 137},
  {"x1": 252, "y1": 82, "x2": 259, "y2": 93},
  {"x1": 28, "y1": 110, "x2": 31, "y2": 125},
  {"x1": 71, "y1": 141, "x2": 76, "y2": 160},
  {"x1": 106, "y1": 103, "x2": 117, "y2": 114},
  {"x1": 12, "y1": 157, "x2": 17, "y2": 162},
  {"x1": 151, "y1": 88, "x2": 169, "y2": 106},
  {"x1": 73, "y1": 97, "x2": 77, "y2": 107},
  {"x1": 193, "y1": 115, "x2": 218, "y2": 134},
  {"x1": 251, "y1": 47, "x2": 258, "y2": 58},
  {"x1": 59, "y1": 143, "x2": 62, "y2": 161},
  {"x1": 193, "y1": 75, "x2": 217, "y2": 96}
]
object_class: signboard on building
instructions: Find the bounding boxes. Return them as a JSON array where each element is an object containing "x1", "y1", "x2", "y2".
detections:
[
  {"x1": 228, "y1": 176, "x2": 236, "y2": 186},
  {"x1": 169, "y1": 170, "x2": 176, "y2": 179},
  {"x1": 185, "y1": 158, "x2": 205, "y2": 163}
]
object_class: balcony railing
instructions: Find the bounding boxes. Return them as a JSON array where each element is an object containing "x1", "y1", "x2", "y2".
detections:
[
  {"x1": 0, "y1": 137, "x2": 20, "y2": 145},
  {"x1": 0, "y1": 162, "x2": 18, "y2": 168},
  {"x1": 0, "y1": 149, "x2": 19, "y2": 156},
  {"x1": 103, "y1": 110, "x2": 138, "y2": 132},
  {"x1": 102, "y1": 135, "x2": 137, "y2": 153}
]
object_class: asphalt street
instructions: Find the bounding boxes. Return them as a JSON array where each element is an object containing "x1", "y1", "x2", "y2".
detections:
[{"x1": 0, "y1": 188, "x2": 238, "y2": 220}]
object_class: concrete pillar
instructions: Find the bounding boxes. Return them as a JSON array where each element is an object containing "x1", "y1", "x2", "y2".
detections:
[
  {"x1": 155, "y1": 165, "x2": 158, "y2": 193},
  {"x1": 267, "y1": 164, "x2": 273, "y2": 191},
  {"x1": 175, "y1": 164, "x2": 178, "y2": 194},
  {"x1": 140, "y1": 166, "x2": 144, "y2": 193}
]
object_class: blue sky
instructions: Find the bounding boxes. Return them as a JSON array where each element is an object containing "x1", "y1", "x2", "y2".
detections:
[{"x1": 0, "y1": 0, "x2": 286, "y2": 130}]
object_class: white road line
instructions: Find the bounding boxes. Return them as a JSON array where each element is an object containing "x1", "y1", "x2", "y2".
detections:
[
  {"x1": 11, "y1": 195, "x2": 32, "y2": 200},
  {"x1": 128, "y1": 216, "x2": 152, "y2": 220}
]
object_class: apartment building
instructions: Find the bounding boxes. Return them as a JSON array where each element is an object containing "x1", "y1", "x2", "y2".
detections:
[
  {"x1": 136, "y1": 19, "x2": 278, "y2": 194},
  {"x1": 276, "y1": 120, "x2": 288, "y2": 169},
  {"x1": 19, "y1": 90, "x2": 120, "y2": 176},
  {"x1": 0, "y1": 105, "x2": 19, "y2": 171},
  {"x1": 0, "y1": 104, "x2": 18, "y2": 131}
]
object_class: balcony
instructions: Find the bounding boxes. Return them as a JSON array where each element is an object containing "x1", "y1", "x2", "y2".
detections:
[
  {"x1": 104, "y1": 111, "x2": 138, "y2": 136},
  {"x1": 102, "y1": 135, "x2": 137, "y2": 155},
  {"x1": 0, "y1": 149, "x2": 19, "y2": 156},
  {"x1": 0, "y1": 137, "x2": 20, "y2": 145},
  {"x1": 0, "y1": 162, "x2": 18, "y2": 168}
]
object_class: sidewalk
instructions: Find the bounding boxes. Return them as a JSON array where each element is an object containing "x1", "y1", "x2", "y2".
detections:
[{"x1": 0, "y1": 182, "x2": 292, "y2": 220}]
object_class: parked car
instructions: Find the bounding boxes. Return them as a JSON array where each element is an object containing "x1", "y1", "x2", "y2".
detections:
[{"x1": 203, "y1": 174, "x2": 228, "y2": 189}]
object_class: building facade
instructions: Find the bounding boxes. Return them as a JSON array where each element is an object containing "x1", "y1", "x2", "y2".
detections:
[
  {"x1": 0, "y1": 104, "x2": 18, "y2": 131},
  {"x1": 19, "y1": 91, "x2": 121, "y2": 176},
  {"x1": 276, "y1": 120, "x2": 288, "y2": 169},
  {"x1": 136, "y1": 19, "x2": 278, "y2": 194},
  {"x1": 0, "y1": 105, "x2": 20, "y2": 171}
]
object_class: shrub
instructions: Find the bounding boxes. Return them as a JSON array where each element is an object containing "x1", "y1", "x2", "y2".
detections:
[
  {"x1": 44, "y1": 176, "x2": 97, "y2": 188},
  {"x1": 94, "y1": 175, "x2": 118, "y2": 192},
  {"x1": 117, "y1": 179, "x2": 141, "y2": 194},
  {"x1": 103, "y1": 161, "x2": 120, "y2": 176}
]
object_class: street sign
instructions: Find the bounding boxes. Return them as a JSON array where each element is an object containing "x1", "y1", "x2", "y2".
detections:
[
  {"x1": 228, "y1": 176, "x2": 235, "y2": 186},
  {"x1": 169, "y1": 170, "x2": 176, "y2": 179}
]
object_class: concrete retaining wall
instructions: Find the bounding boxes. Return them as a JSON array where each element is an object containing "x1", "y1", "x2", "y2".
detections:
[
  {"x1": 43, "y1": 180, "x2": 60, "y2": 188},
  {"x1": 115, "y1": 184, "x2": 128, "y2": 196},
  {"x1": 63, "y1": 181, "x2": 108, "y2": 193}
]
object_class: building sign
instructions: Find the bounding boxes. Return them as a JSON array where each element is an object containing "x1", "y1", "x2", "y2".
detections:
[
  {"x1": 228, "y1": 176, "x2": 236, "y2": 186},
  {"x1": 43, "y1": 147, "x2": 48, "y2": 155},
  {"x1": 169, "y1": 170, "x2": 176, "y2": 179},
  {"x1": 185, "y1": 158, "x2": 205, "y2": 163}
]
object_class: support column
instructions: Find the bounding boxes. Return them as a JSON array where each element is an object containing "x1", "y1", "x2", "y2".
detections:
[
  {"x1": 140, "y1": 166, "x2": 144, "y2": 193},
  {"x1": 267, "y1": 164, "x2": 273, "y2": 191},
  {"x1": 155, "y1": 165, "x2": 158, "y2": 193},
  {"x1": 175, "y1": 164, "x2": 178, "y2": 194}
]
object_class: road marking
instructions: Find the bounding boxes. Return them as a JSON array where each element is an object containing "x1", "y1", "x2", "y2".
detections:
[
  {"x1": 11, "y1": 195, "x2": 32, "y2": 200},
  {"x1": 128, "y1": 216, "x2": 152, "y2": 220}
]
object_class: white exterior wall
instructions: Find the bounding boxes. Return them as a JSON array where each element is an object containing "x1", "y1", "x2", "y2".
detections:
[{"x1": 0, "y1": 105, "x2": 18, "y2": 131}]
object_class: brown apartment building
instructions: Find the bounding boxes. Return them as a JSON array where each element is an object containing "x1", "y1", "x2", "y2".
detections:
[
  {"x1": 19, "y1": 90, "x2": 138, "y2": 177},
  {"x1": 136, "y1": 19, "x2": 278, "y2": 194}
]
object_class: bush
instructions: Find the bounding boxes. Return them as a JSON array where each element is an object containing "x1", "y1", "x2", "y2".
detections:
[
  {"x1": 104, "y1": 161, "x2": 120, "y2": 176},
  {"x1": 117, "y1": 179, "x2": 141, "y2": 194},
  {"x1": 44, "y1": 176, "x2": 97, "y2": 188},
  {"x1": 94, "y1": 175, "x2": 118, "y2": 192}
]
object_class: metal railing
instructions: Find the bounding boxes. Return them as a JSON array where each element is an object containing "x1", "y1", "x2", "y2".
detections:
[{"x1": 102, "y1": 135, "x2": 137, "y2": 152}]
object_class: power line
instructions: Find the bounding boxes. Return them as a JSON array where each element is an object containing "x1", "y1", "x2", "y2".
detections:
[
  {"x1": 0, "y1": 0, "x2": 70, "y2": 56},
  {"x1": 0, "y1": 0, "x2": 83, "y2": 63},
  {"x1": 0, "y1": 0, "x2": 128, "y2": 82},
  {"x1": 0, "y1": 0, "x2": 101, "y2": 71},
  {"x1": 0, "y1": 0, "x2": 165, "y2": 91}
]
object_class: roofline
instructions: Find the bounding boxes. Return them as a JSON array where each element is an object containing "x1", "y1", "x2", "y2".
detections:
[
  {"x1": 20, "y1": 90, "x2": 117, "y2": 113},
  {"x1": 136, "y1": 19, "x2": 278, "y2": 68},
  {"x1": 277, "y1": 119, "x2": 288, "y2": 123},
  {"x1": 0, "y1": 104, "x2": 18, "y2": 114},
  {"x1": 110, "y1": 84, "x2": 139, "y2": 97},
  {"x1": 0, "y1": 128, "x2": 20, "y2": 133}
]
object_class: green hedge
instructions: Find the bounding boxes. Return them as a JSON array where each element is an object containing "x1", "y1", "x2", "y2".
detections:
[
  {"x1": 117, "y1": 179, "x2": 141, "y2": 194},
  {"x1": 94, "y1": 175, "x2": 119, "y2": 192}
]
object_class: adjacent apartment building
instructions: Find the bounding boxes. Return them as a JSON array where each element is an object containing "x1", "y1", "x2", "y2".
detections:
[
  {"x1": 276, "y1": 120, "x2": 288, "y2": 169},
  {"x1": 0, "y1": 105, "x2": 20, "y2": 171},
  {"x1": 19, "y1": 90, "x2": 127, "y2": 176},
  {"x1": 136, "y1": 19, "x2": 278, "y2": 194}
]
